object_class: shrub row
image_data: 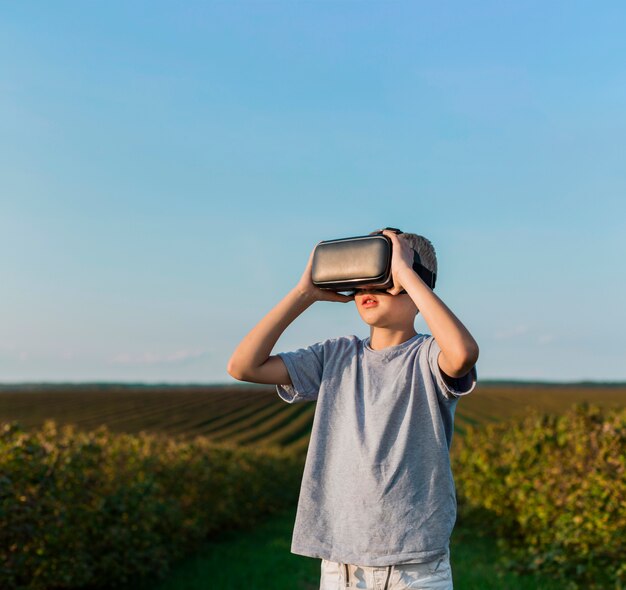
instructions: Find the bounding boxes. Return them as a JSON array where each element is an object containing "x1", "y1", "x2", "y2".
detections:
[
  {"x1": 452, "y1": 403, "x2": 626, "y2": 589},
  {"x1": 0, "y1": 420, "x2": 305, "y2": 590}
]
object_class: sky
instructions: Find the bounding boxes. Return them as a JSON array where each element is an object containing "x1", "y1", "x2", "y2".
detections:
[{"x1": 1, "y1": 1, "x2": 625, "y2": 383}]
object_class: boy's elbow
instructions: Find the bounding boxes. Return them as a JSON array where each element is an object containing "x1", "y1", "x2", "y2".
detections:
[
  {"x1": 227, "y1": 358, "x2": 246, "y2": 381},
  {"x1": 468, "y1": 341, "x2": 479, "y2": 365},
  {"x1": 460, "y1": 341, "x2": 479, "y2": 373},
  {"x1": 447, "y1": 342, "x2": 479, "y2": 377}
]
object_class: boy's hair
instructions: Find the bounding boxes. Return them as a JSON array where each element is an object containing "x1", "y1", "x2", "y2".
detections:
[{"x1": 369, "y1": 229, "x2": 438, "y2": 277}]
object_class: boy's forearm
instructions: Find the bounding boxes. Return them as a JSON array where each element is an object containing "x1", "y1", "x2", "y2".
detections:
[
  {"x1": 228, "y1": 287, "x2": 315, "y2": 376},
  {"x1": 398, "y1": 267, "x2": 479, "y2": 376}
]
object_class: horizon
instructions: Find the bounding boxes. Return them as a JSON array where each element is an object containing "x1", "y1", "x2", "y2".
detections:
[{"x1": 2, "y1": 378, "x2": 626, "y2": 388}]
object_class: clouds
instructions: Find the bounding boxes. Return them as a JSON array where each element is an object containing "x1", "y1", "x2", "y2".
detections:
[
  {"x1": 4, "y1": 345, "x2": 211, "y2": 368},
  {"x1": 110, "y1": 348, "x2": 210, "y2": 367},
  {"x1": 0, "y1": 343, "x2": 32, "y2": 362},
  {"x1": 492, "y1": 324, "x2": 556, "y2": 345},
  {"x1": 493, "y1": 324, "x2": 528, "y2": 341}
]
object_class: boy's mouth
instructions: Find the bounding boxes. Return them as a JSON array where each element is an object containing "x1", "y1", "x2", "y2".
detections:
[{"x1": 360, "y1": 295, "x2": 379, "y2": 308}]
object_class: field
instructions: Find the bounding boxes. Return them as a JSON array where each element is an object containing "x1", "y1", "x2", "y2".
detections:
[
  {"x1": 1, "y1": 381, "x2": 625, "y2": 449},
  {"x1": 2, "y1": 381, "x2": 624, "y2": 589}
]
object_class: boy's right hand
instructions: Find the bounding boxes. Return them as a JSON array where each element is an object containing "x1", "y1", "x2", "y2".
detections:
[{"x1": 296, "y1": 248, "x2": 355, "y2": 303}]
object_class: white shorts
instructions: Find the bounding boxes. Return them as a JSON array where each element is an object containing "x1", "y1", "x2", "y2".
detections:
[{"x1": 320, "y1": 549, "x2": 453, "y2": 590}]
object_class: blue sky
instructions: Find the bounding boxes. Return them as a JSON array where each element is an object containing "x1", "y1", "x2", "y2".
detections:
[{"x1": 1, "y1": 2, "x2": 625, "y2": 383}]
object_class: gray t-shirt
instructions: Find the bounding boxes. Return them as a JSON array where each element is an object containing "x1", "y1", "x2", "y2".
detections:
[{"x1": 276, "y1": 333, "x2": 477, "y2": 567}]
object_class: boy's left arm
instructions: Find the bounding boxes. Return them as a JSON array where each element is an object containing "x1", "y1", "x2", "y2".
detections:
[{"x1": 383, "y1": 230, "x2": 479, "y2": 379}]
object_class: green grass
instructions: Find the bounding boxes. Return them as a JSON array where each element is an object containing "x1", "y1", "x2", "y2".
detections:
[
  {"x1": 125, "y1": 507, "x2": 563, "y2": 590},
  {"x1": 451, "y1": 521, "x2": 563, "y2": 590},
  {"x1": 127, "y1": 507, "x2": 320, "y2": 590}
]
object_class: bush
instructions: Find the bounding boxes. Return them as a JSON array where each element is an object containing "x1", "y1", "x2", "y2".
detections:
[
  {"x1": 452, "y1": 403, "x2": 626, "y2": 589},
  {"x1": 0, "y1": 420, "x2": 304, "y2": 589}
]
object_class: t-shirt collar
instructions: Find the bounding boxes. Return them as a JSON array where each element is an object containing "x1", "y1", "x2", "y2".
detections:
[{"x1": 363, "y1": 333, "x2": 423, "y2": 357}]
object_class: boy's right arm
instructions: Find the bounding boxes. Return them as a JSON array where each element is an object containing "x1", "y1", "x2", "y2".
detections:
[{"x1": 226, "y1": 248, "x2": 354, "y2": 385}]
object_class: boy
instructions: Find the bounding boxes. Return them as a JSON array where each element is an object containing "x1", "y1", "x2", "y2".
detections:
[{"x1": 227, "y1": 228, "x2": 479, "y2": 590}]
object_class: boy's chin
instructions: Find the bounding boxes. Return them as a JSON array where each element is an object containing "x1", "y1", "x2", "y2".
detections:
[
  {"x1": 357, "y1": 312, "x2": 417, "y2": 329},
  {"x1": 359, "y1": 317, "x2": 397, "y2": 329}
]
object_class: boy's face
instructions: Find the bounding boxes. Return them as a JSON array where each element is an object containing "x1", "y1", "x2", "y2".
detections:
[{"x1": 354, "y1": 289, "x2": 418, "y2": 329}]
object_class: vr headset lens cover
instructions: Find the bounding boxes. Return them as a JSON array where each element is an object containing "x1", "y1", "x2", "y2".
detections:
[{"x1": 311, "y1": 228, "x2": 436, "y2": 295}]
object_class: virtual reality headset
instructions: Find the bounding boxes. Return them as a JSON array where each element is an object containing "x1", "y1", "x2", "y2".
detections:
[{"x1": 311, "y1": 227, "x2": 437, "y2": 294}]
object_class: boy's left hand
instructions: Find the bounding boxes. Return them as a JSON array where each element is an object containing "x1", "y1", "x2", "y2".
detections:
[{"x1": 382, "y1": 229, "x2": 417, "y2": 295}]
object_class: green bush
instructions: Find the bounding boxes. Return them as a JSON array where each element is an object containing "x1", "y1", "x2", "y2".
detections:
[
  {"x1": 0, "y1": 420, "x2": 304, "y2": 589},
  {"x1": 452, "y1": 403, "x2": 626, "y2": 589}
]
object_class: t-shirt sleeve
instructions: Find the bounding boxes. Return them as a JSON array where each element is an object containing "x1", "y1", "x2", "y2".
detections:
[
  {"x1": 426, "y1": 336, "x2": 477, "y2": 400},
  {"x1": 275, "y1": 341, "x2": 325, "y2": 403}
]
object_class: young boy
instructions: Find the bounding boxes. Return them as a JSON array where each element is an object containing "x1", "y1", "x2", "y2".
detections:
[{"x1": 227, "y1": 228, "x2": 479, "y2": 590}]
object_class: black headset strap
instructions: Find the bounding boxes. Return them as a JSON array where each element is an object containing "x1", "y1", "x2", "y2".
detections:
[{"x1": 412, "y1": 251, "x2": 437, "y2": 289}]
